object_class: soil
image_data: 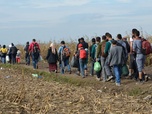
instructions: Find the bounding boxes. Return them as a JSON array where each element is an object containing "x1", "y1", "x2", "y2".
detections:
[{"x1": 0, "y1": 61, "x2": 152, "y2": 114}]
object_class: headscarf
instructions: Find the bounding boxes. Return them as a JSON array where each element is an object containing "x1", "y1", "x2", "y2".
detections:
[{"x1": 50, "y1": 43, "x2": 56, "y2": 54}]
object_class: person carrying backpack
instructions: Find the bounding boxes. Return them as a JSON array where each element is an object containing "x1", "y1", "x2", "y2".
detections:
[
  {"x1": 122, "y1": 37, "x2": 130, "y2": 54},
  {"x1": 29, "y1": 39, "x2": 40, "y2": 69},
  {"x1": 117, "y1": 34, "x2": 128, "y2": 61},
  {"x1": 78, "y1": 43, "x2": 88, "y2": 78},
  {"x1": 104, "y1": 33, "x2": 114, "y2": 81},
  {"x1": 24, "y1": 41, "x2": 30, "y2": 65},
  {"x1": 107, "y1": 40, "x2": 125, "y2": 86},
  {"x1": 117, "y1": 34, "x2": 129, "y2": 77},
  {"x1": 132, "y1": 30, "x2": 146, "y2": 84},
  {"x1": 58, "y1": 41, "x2": 71, "y2": 74},
  {"x1": 128, "y1": 28, "x2": 138, "y2": 80},
  {"x1": 100, "y1": 35, "x2": 108, "y2": 82}
]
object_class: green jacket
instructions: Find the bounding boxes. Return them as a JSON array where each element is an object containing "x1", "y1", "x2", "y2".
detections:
[
  {"x1": 91, "y1": 44, "x2": 96, "y2": 59},
  {"x1": 95, "y1": 42, "x2": 102, "y2": 58},
  {"x1": 104, "y1": 40, "x2": 112, "y2": 55}
]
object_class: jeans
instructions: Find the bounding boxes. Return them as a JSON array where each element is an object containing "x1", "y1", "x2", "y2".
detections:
[
  {"x1": 90, "y1": 60, "x2": 94, "y2": 76},
  {"x1": 79, "y1": 59, "x2": 87, "y2": 77},
  {"x1": 25, "y1": 53, "x2": 30, "y2": 65},
  {"x1": 31, "y1": 53, "x2": 39, "y2": 69},
  {"x1": 60, "y1": 59, "x2": 71, "y2": 74},
  {"x1": 113, "y1": 65, "x2": 121, "y2": 84},
  {"x1": 1, "y1": 57, "x2": 6, "y2": 64},
  {"x1": 101, "y1": 56, "x2": 106, "y2": 81},
  {"x1": 104, "y1": 57, "x2": 113, "y2": 77},
  {"x1": 136, "y1": 54, "x2": 144, "y2": 72}
]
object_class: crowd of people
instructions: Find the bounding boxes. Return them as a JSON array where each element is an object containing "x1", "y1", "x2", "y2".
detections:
[
  {"x1": 0, "y1": 28, "x2": 152, "y2": 86},
  {"x1": 0, "y1": 43, "x2": 21, "y2": 64}
]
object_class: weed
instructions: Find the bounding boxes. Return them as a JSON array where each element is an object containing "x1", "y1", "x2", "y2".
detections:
[{"x1": 128, "y1": 87, "x2": 143, "y2": 96}]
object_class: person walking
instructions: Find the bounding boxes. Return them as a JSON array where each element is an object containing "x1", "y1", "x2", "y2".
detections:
[
  {"x1": 90, "y1": 38, "x2": 96, "y2": 76},
  {"x1": 16, "y1": 49, "x2": 21, "y2": 64},
  {"x1": 58, "y1": 41, "x2": 71, "y2": 74},
  {"x1": 24, "y1": 41, "x2": 30, "y2": 65},
  {"x1": 104, "y1": 33, "x2": 114, "y2": 81},
  {"x1": 77, "y1": 43, "x2": 88, "y2": 78},
  {"x1": 29, "y1": 39, "x2": 40, "y2": 69},
  {"x1": 133, "y1": 30, "x2": 145, "y2": 84},
  {"x1": 95, "y1": 37, "x2": 102, "y2": 81},
  {"x1": 46, "y1": 43, "x2": 58, "y2": 73},
  {"x1": 0, "y1": 45, "x2": 8, "y2": 64},
  {"x1": 100, "y1": 35, "x2": 108, "y2": 82},
  {"x1": 108, "y1": 40, "x2": 125, "y2": 86},
  {"x1": 9, "y1": 43, "x2": 17, "y2": 64}
]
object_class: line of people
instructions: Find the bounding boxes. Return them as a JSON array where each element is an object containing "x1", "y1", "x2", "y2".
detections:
[
  {"x1": 1, "y1": 29, "x2": 152, "y2": 86},
  {"x1": 45, "y1": 29, "x2": 152, "y2": 86}
]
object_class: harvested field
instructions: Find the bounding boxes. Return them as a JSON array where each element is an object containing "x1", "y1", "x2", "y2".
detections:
[{"x1": 0, "y1": 65, "x2": 152, "y2": 114}]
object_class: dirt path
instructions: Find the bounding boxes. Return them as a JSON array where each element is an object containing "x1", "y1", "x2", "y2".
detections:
[{"x1": 21, "y1": 61, "x2": 152, "y2": 92}]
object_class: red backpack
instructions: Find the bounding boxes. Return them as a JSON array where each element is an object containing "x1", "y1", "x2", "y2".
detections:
[
  {"x1": 141, "y1": 40, "x2": 152, "y2": 55},
  {"x1": 79, "y1": 49, "x2": 87, "y2": 59}
]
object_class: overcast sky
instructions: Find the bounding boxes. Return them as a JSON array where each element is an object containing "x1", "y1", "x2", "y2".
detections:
[{"x1": 0, "y1": 0, "x2": 152, "y2": 45}]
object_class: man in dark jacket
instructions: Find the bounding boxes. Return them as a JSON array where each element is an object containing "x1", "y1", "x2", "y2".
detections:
[
  {"x1": 10, "y1": 43, "x2": 17, "y2": 64},
  {"x1": 24, "y1": 41, "x2": 30, "y2": 65},
  {"x1": 80, "y1": 37, "x2": 88, "y2": 49}
]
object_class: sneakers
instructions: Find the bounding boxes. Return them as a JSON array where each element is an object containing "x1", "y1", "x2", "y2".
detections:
[
  {"x1": 144, "y1": 74, "x2": 149, "y2": 82},
  {"x1": 89, "y1": 74, "x2": 94, "y2": 76},
  {"x1": 136, "y1": 81, "x2": 144, "y2": 85},
  {"x1": 106, "y1": 76, "x2": 113, "y2": 81},
  {"x1": 116, "y1": 83, "x2": 121, "y2": 86},
  {"x1": 96, "y1": 77, "x2": 101, "y2": 81},
  {"x1": 55, "y1": 70, "x2": 57, "y2": 73},
  {"x1": 36, "y1": 65, "x2": 38, "y2": 69},
  {"x1": 69, "y1": 70, "x2": 72, "y2": 74},
  {"x1": 76, "y1": 72, "x2": 80, "y2": 76}
]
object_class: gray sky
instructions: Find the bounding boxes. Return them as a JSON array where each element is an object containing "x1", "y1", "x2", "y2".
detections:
[{"x1": 0, "y1": 0, "x2": 152, "y2": 45}]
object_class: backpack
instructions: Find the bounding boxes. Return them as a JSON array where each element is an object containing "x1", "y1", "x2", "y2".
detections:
[
  {"x1": 79, "y1": 49, "x2": 87, "y2": 59},
  {"x1": 124, "y1": 41, "x2": 130, "y2": 53},
  {"x1": 33, "y1": 43, "x2": 40, "y2": 59},
  {"x1": 101, "y1": 41, "x2": 107, "y2": 57},
  {"x1": 33, "y1": 43, "x2": 40, "y2": 53},
  {"x1": 24, "y1": 44, "x2": 29, "y2": 53},
  {"x1": 62, "y1": 46, "x2": 70, "y2": 61},
  {"x1": 117, "y1": 42, "x2": 127, "y2": 57},
  {"x1": 141, "y1": 40, "x2": 152, "y2": 55}
]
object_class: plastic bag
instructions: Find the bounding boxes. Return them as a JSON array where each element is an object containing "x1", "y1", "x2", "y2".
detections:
[
  {"x1": 6, "y1": 55, "x2": 9, "y2": 62},
  {"x1": 94, "y1": 62, "x2": 101, "y2": 72},
  {"x1": 71, "y1": 56, "x2": 78, "y2": 68},
  {"x1": 121, "y1": 64, "x2": 129, "y2": 76},
  {"x1": 39, "y1": 55, "x2": 43, "y2": 61}
]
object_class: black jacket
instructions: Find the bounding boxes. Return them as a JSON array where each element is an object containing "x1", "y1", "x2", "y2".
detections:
[
  {"x1": 10, "y1": 46, "x2": 17, "y2": 55},
  {"x1": 46, "y1": 47, "x2": 58, "y2": 64}
]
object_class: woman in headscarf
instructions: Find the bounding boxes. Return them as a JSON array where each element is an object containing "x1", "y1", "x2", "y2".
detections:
[{"x1": 46, "y1": 43, "x2": 58, "y2": 73}]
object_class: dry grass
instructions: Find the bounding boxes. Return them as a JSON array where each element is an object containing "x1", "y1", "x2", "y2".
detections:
[{"x1": 0, "y1": 65, "x2": 152, "y2": 114}]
